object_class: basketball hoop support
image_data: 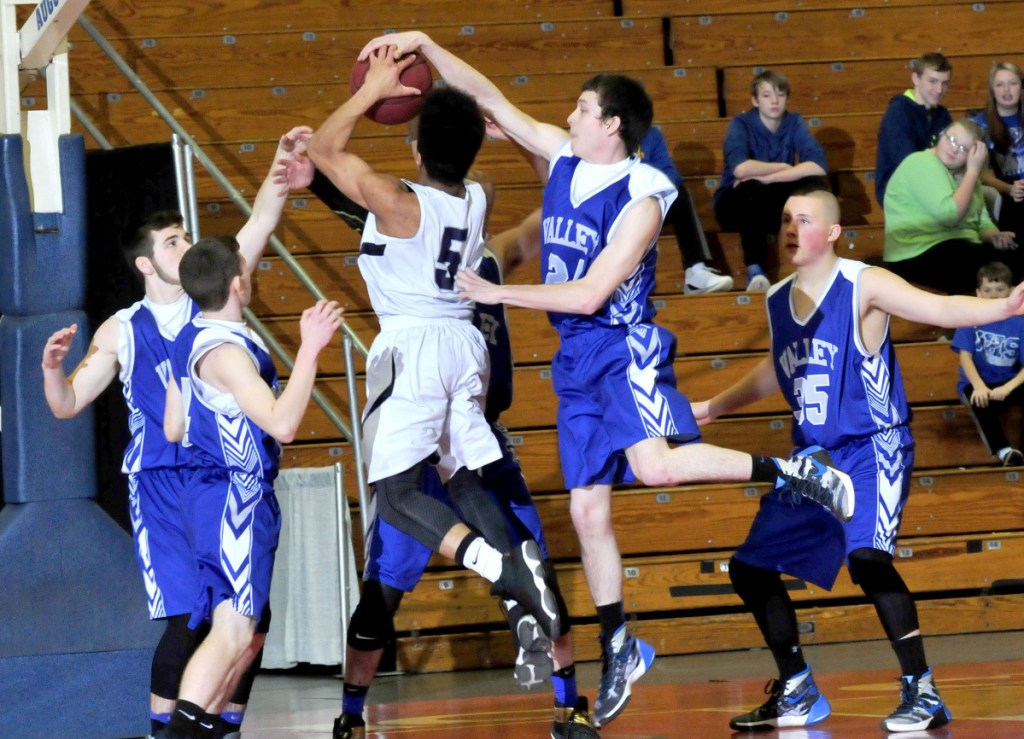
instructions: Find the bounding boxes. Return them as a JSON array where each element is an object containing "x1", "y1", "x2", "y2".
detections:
[{"x1": 1, "y1": 0, "x2": 91, "y2": 213}]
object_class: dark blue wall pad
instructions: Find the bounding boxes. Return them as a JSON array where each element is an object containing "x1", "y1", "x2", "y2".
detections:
[
  {"x1": 0, "y1": 134, "x2": 87, "y2": 316},
  {"x1": 1, "y1": 311, "x2": 97, "y2": 503},
  {"x1": 0, "y1": 649, "x2": 152, "y2": 738}
]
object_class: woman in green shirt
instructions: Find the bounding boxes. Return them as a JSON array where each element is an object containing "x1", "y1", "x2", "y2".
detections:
[{"x1": 883, "y1": 119, "x2": 1019, "y2": 294}]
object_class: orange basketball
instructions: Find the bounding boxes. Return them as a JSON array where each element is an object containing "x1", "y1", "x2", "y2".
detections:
[{"x1": 349, "y1": 54, "x2": 433, "y2": 125}]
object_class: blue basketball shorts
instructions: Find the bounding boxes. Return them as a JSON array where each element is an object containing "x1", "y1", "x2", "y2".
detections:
[
  {"x1": 183, "y1": 467, "x2": 281, "y2": 630},
  {"x1": 551, "y1": 322, "x2": 700, "y2": 490},
  {"x1": 128, "y1": 468, "x2": 199, "y2": 619},
  {"x1": 734, "y1": 427, "x2": 915, "y2": 590},
  {"x1": 363, "y1": 424, "x2": 547, "y2": 592}
]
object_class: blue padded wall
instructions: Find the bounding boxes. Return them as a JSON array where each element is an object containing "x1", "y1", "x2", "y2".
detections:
[
  {"x1": 0, "y1": 311, "x2": 96, "y2": 503},
  {"x1": 0, "y1": 133, "x2": 158, "y2": 737},
  {"x1": 0, "y1": 135, "x2": 87, "y2": 316}
]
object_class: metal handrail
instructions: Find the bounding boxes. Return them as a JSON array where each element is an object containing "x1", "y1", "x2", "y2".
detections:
[
  {"x1": 73, "y1": 16, "x2": 369, "y2": 497},
  {"x1": 76, "y1": 17, "x2": 369, "y2": 358}
]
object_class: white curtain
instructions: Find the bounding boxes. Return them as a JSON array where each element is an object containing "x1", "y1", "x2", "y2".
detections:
[{"x1": 263, "y1": 466, "x2": 360, "y2": 669}]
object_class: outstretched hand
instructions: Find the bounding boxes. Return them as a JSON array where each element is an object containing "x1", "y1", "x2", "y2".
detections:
[
  {"x1": 299, "y1": 300, "x2": 345, "y2": 353},
  {"x1": 1006, "y1": 281, "x2": 1024, "y2": 316},
  {"x1": 690, "y1": 399, "x2": 715, "y2": 427},
  {"x1": 456, "y1": 268, "x2": 502, "y2": 304},
  {"x1": 42, "y1": 324, "x2": 78, "y2": 370},
  {"x1": 360, "y1": 45, "x2": 424, "y2": 103},
  {"x1": 358, "y1": 31, "x2": 426, "y2": 62},
  {"x1": 274, "y1": 126, "x2": 315, "y2": 195}
]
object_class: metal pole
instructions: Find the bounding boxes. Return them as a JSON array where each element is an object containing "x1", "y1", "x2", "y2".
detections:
[
  {"x1": 76, "y1": 15, "x2": 369, "y2": 358},
  {"x1": 334, "y1": 462, "x2": 351, "y2": 665},
  {"x1": 184, "y1": 142, "x2": 201, "y2": 240},
  {"x1": 68, "y1": 99, "x2": 112, "y2": 149},
  {"x1": 170, "y1": 134, "x2": 190, "y2": 235},
  {"x1": 344, "y1": 334, "x2": 371, "y2": 542}
]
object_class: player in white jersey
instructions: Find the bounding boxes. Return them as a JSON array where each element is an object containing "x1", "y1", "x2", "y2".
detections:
[
  {"x1": 41, "y1": 127, "x2": 312, "y2": 738},
  {"x1": 695, "y1": 187, "x2": 1024, "y2": 733},
  {"x1": 306, "y1": 45, "x2": 560, "y2": 640},
  {"x1": 358, "y1": 31, "x2": 858, "y2": 727}
]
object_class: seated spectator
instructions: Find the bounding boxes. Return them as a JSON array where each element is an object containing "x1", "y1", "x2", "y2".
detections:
[
  {"x1": 875, "y1": 52, "x2": 953, "y2": 206},
  {"x1": 951, "y1": 261, "x2": 1024, "y2": 466},
  {"x1": 638, "y1": 126, "x2": 733, "y2": 294},
  {"x1": 713, "y1": 70, "x2": 828, "y2": 291},
  {"x1": 883, "y1": 119, "x2": 1020, "y2": 295},
  {"x1": 970, "y1": 62, "x2": 1024, "y2": 237}
]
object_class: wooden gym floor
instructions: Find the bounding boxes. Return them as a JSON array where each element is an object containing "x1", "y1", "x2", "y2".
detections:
[{"x1": 241, "y1": 631, "x2": 1024, "y2": 737}]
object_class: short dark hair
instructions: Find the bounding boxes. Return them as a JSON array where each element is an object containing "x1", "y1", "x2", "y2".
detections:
[
  {"x1": 912, "y1": 52, "x2": 952, "y2": 75},
  {"x1": 121, "y1": 210, "x2": 183, "y2": 271},
  {"x1": 179, "y1": 236, "x2": 242, "y2": 311},
  {"x1": 416, "y1": 88, "x2": 484, "y2": 186},
  {"x1": 751, "y1": 70, "x2": 791, "y2": 97},
  {"x1": 977, "y1": 261, "x2": 1013, "y2": 288},
  {"x1": 580, "y1": 73, "x2": 653, "y2": 154}
]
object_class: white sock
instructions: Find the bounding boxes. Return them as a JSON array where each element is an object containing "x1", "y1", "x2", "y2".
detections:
[
  {"x1": 690, "y1": 261, "x2": 707, "y2": 272},
  {"x1": 461, "y1": 536, "x2": 504, "y2": 582}
]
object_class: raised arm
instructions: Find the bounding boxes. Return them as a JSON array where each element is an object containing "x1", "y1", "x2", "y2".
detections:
[
  {"x1": 358, "y1": 31, "x2": 568, "y2": 160},
  {"x1": 197, "y1": 300, "x2": 343, "y2": 443},
  {"x1": 41, "y1": 318, "x2": 120, "y2": 419},
  {"x1": 235, "y1": 125, "x2": 314, "y2": 275},
  {"x1": 457, "y1": 196, "x2": 662, "y2": 313},
  {"x1": 861, "y1": 266, "x2": 1024, "y2": 329},
  {"x1": 306, "y1": 47, "x2": 418, "y2": 236}
]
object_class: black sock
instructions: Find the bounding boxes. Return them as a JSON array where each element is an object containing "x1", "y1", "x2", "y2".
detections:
[
  {"x1": 750, "y1": 456, "x2": 780, "y2": 483},
  {"x1": 596, "y1": 602, "x2": 626, "y2": 641},
  {"x1": 892, "y1": 634, "x2": 928, "y2": 677},
  {"x1": 165, "y1": 700, "x2": 204, "y2": 737},
  {"x1": 196, "y1": 713, "x2": 218, "y2": 739},
  {"x1": 770, "y1": 641, "x2": 807, "y2": 682}
]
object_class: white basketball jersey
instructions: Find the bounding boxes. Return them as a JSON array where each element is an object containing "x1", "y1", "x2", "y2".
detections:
[{"x1": 358, "y1": 179, "x2": 488, "y2": 322}]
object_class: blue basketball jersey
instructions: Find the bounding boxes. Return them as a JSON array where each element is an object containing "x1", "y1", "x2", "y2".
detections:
[
  {"x1": 172, "y1": 318, "x2": 281, "y2": 483},
  {"x1": 116, "y1": 295, "x2": 199, "y2": 472},
  {"x1": 541, "y1": 142, "x2": 676, "y2": 339},
  {"x1": 767, "y1": 259, "x2": 910, "y2": 450},
  {"x1": 475, "y1": 248, "x2": 513, "y2": 421}
]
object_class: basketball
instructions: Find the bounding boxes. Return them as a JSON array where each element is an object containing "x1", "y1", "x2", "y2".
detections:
[{"x1": 349, "y1": 53, "x2": 433, "y2": 126}]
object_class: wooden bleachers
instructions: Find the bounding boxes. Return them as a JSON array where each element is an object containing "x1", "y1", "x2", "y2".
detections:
[
  {"x1": 669, "y1": 3, "x2": 1023, "y2": 68},
  {"x1": 82, "y1": 0, "x2": 618, "y2": 38},
  {"x1": 65, "y1": 0, "x2": 1024, "y2": 676},
  {"x1": 623, "y1": 0, "x2": 1019, "y2": 18},
  {"x1": 66, "y1": 17, "x2": 666, "y2": 93}
]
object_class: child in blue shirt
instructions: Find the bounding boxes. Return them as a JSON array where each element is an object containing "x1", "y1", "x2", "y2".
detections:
[
  {"x1": 713, "y1": 71, "x2": 828, "y2": 290},
  {"x1": 951, "y1": 261, "x2": 1024, "y2": 465}
]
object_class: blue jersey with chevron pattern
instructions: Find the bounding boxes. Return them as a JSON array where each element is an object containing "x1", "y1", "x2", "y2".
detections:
[
  {"x1": 172, "y1": 318, "x2": 281, "y2": 483},
  {"x1": 541, "y1": 142, "x2": 676, "y2": 339},
  {"x1": 767, "y1": 258, "x2": 910, "y2": 450},
  {"x1": 116, "y1": 296, "x2": 199, "y2": 473}
]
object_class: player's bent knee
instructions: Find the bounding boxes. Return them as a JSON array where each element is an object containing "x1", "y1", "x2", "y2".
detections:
[{"x1": 347, "y1": 581, "x2": 399, "y2": 652}]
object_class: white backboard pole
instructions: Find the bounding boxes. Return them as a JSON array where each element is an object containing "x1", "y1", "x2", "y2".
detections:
[{"x1": 1, "y1": 0, "x2": 91, "y2": 212}]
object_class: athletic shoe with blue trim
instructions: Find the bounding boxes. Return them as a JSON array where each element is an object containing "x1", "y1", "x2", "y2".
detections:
[
  {"x1": 592, "y1": 626, "x2": 655, "y2": 727},
  {"x1": 729, "y1": 667, "x2": 832, "y2": 730},
  {"x1": 882, "y1": 669, "x2": 952, "y2": 732},
  {"x1": 776, "y1": 447, "x2": 855, "y2": 521}
]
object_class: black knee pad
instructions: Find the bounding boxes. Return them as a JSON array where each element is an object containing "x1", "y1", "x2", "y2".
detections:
[
  {"x1": 346, "y1": 580, "x2": 402, "y2": 652},
  {"x1": 151, "y1": 614, "x2": 204, "y2": 700},
  {"x1": 543, "y1": 559, "x2": 571, "y2": 634},
  {"x1": 848, "y1": 548, "x2": 908, "y2": 594},
  {"x1": 848, "y1": 547, "x2": 918, "y2": 640}
]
